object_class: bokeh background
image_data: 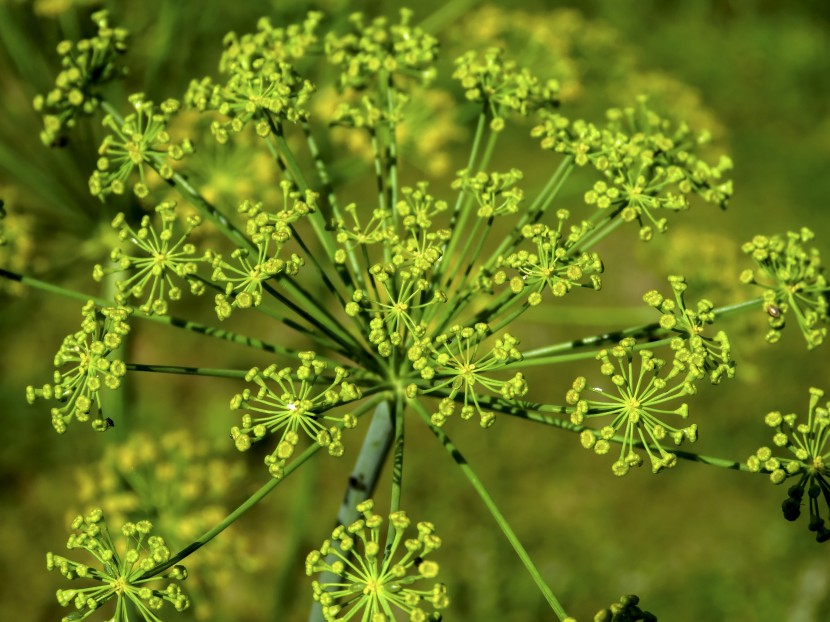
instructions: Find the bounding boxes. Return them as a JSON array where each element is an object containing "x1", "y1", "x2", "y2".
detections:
[{"x1": 1, "y1": 0, "x2": 829, "y2": 620}]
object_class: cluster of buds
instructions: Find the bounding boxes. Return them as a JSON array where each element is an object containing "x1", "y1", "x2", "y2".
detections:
[
  {"x1": 92, "y1": 202, "x2": 208, "y2": 315},
  {"x1": 533, "y1": 98, "x2": 733, "y2": 240},
  {"x1": 566, "y1": 338, "x2": 699, "y2": 476},
  {"x1": 748, "y1": 387, "x2": 830, "y2": 542},
  {"x1": 210, "y1": 188, "x2": 313, "y2": 320},
  {"x1": 230, "y1": 352, "x2": 362, "y2": 479},
  {"x1": 33, "y1": 11, "x2": 128, "y2": 146},
  {"x1": 643, "y1": 275, "x2": 735, "y2": 384},
  {"x1": 409, "y1": 324, "x2": 527, "y2": 428},
  {"x1": 26, "y1": 301, "x2": 130, "y2": 433},
  {"x1": 89, "y1": 94, "x2": 193, "y2": 199},
  {"x1": 740, "y1": 228, "x2": 828, "y2": 349},
  {"x1": 453, "y1": 47, "x2": 560, "y2": 130},
  {"x1": 47, "y1": 509, "x2": 189, "y2": 620},
  {"x1": 306, "y1": 499, "x2": 449, "y2": 621}
]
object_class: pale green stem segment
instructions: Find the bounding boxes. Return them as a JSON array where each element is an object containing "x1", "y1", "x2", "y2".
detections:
[
  {"x1": 309, "y1": 398, "x2": 395, "y2": 622},
  {"x1": 411, "y1": 400, "x2": 571, "y2": 620}
]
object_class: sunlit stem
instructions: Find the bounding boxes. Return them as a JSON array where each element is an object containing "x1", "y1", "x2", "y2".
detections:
[{"x1": 412, "y1": 400, "x2": 571, "y2": 620}]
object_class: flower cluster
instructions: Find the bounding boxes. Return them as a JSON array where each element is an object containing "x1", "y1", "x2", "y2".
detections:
[
  {"x1": 47, "y1": 509, "x2": 189, "y2": 620},
  {"x1": 410, "y1": 324, "x2": 526, "y2": 428},
  {"x1": 326, "y1": 9, "x2": 438, "y2": 91},
  {"x1": 643, "y1": 275, "x2": 735, "y2": 384},
  {"x1": 230, "y1": 352, "x2": 362, "y2": 479},
  {"x1": 325, "y1": 9, "x2": 438, "y2": 130},
  {"x1": 533, "y1": 97, "x2": 733, "y2": 240},
  {"x1": 339, "y1": 182, "x2": 450, "y2": 355},
  {"x1": 566, "y1": 338, "x2": 699, "y2": 475},
  {"x1": 210, "y1": 185, "x2": 314, "y2": 320},
  {"x1": 454, "y1": 168, "x2": 524, "y2": 218},
  {"x1": 306, "y1": 499, "x2": 449, "y2": 621},
  {"x1": 92, "y1": 202, "x2": 207, "y2": 315},
  {"x1": 747, "y1": 387, "x2": 830, "y2": 542},
  {"x1": 26, "y1": 301, "x2": 130, "y2": 433},
  {"x1": 89, "y1": 94, "x2": 193, "y2": 199},
  {"x1": 493, "y1": 211, "x2": 603, "y2": 302},
  {"x1": 74, "y1": 429, "x2": 262, "y2": 620},
  {"x1": 33, "y1": 10, "x2": 128, "y2": 146},
  {"x1": 453, "y1": 47, "x2": 560, "y2": 130},
  {"x1": 739, "y1": 228, "x2": 828, "y2": 349},
  {"x1": 186, "y1": 13, "x2": 322, "y2": 142}
]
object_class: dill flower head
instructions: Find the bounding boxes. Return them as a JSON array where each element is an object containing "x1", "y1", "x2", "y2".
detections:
[
  {"x1": 748, "y1": 387, "x2": 830, "y2": 542},
  {"x1": 306, "y1": 499, "x2": 448, "y2": 621},
  {"x1": 566, "y1": 337, "x2": 699, "y2": 476},
  {"x1": 47, "y1": 509, "x2": 189, "y2": 621},
  {"x1": 739, "y1": 228, "x2": 828, "y2": 349},
  {"x1": 33, "y1": 10, "x2": 128, "y2": 146},
  {"x1": 26, "y1": 300, "x2": 130, "y2": 433},
  {"x1": 92, "y1": 201, "x2": 208, "y2": 315},
  {"x1": 89, "y1": 94, "x2": 193, "y2": 199}
]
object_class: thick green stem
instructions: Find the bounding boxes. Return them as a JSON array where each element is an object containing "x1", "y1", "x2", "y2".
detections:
[
  {"x1": 412, "y1": 401, "x2": 571, "y2": 620},
  {"x1": 309, "y1": 397, "x2": 395, "y2": 622}
]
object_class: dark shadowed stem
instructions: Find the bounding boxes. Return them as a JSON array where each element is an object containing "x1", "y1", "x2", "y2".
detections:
[{"x1": 0, "y1": 268, "x2": 352, "y2": 363}]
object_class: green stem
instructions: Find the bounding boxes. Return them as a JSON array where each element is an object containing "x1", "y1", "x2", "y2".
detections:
[
  {"x1": 272, "y1": 454, "x2": 318, "y2": 616},
  {"x1": 126, "y1": 363, "x2": 248, "y2": 379},
  {"x1": 0, "y1": 268, "x2": 353, "y2": 366},
  {"x1": 453, "y1": 393, "x2": 753, "y2": 472},
  {"x1": 442, "y1": 123, "x2": 499, "y2": 287},
  {"x1": 519, "y1": 296, "x2": 765, "y2": 362},
  {"x1": 418, "y1": 0, "x2": 483, "y2": 33},
  {"x1": 412, "y1": 400, "x2": 571, "y2": 620},
  {"x1": 430, "y1": 112, "x2": 486, "y2": 293},
  {"x1": 524, "y1": 305, "x2": 653, "y2": 326},
  {"x1": 390, "y1": 391, "x2": 405, "y2": 516},
  {"x1": 384, "y1": 72, "x2": 399, "y2": 222},
  {"x1": 309, "y1": 397, "x2": 395, "y2": 622},
  {"x1": 505, "y1": 337, "x2": 675, "y2": 370},
  {"x1": 567, "y1": 213, "x2": 625, "y2": 256},
  {"x1": 140, "y1": 439, "x2": 323, "y2": 579}
]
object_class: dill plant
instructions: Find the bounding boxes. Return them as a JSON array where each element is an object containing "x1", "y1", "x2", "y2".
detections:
[{"x1": 1, "y1": 6, "x2": 829, "y2": 621}]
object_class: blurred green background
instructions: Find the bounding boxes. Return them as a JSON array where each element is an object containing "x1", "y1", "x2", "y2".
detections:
[{"x1": 1, "y1": 0, "x2": 829, "y2": 620}]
